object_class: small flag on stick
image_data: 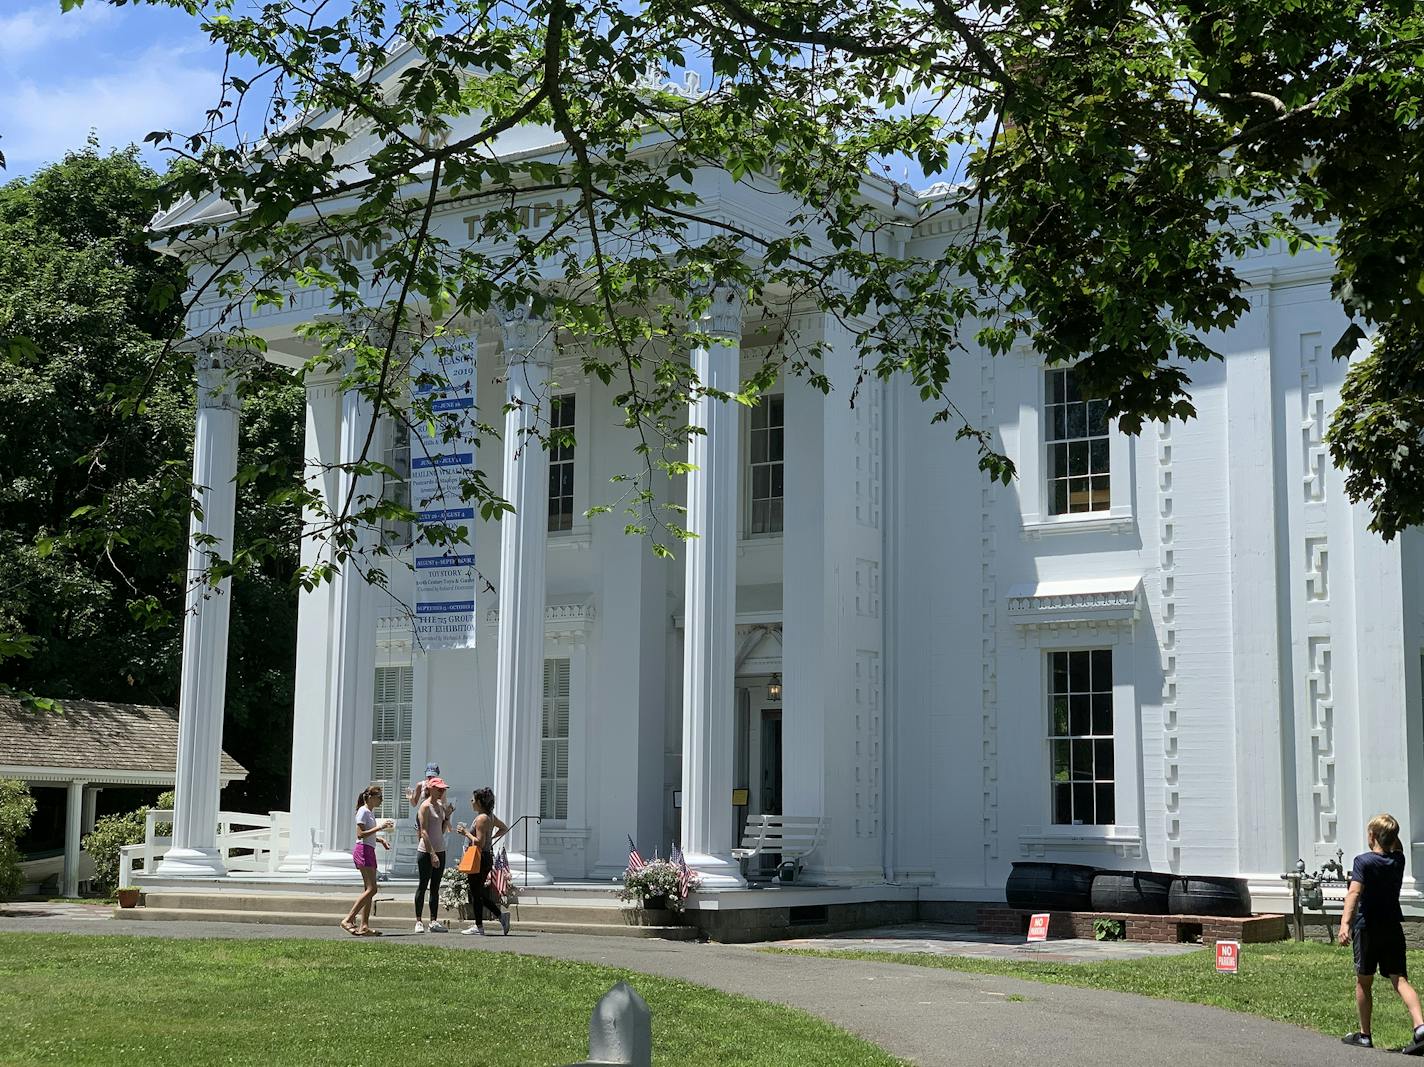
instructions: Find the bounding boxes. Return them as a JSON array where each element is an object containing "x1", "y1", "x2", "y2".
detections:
[
  {"x1": 671, "y1": 842, "x2": 693, "y2": 899},
  {"x1": 491, "y1": 846, "x2": 511, "y2": 899},
  {"x1": 627, "y1": 834, "x2": 645, "y2": 873}
]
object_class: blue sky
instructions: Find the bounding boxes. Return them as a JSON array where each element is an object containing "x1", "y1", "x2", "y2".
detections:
[{"x1": 0, "y1": 1, "x2": 222, "y2": 177}]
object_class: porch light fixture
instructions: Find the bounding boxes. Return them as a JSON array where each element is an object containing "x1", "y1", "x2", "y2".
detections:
[{"x1": 767, "y1": 673, "x2": 782, "y2": 702}]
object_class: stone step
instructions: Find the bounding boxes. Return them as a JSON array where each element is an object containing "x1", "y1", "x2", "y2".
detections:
[{"x1": 112, "y1": 907, "x2": 696, "y2": 939}]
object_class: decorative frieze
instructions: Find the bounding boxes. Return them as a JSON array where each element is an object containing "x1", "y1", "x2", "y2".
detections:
[
  {"x1": 854, "y1": 381, "x2": 882, "y2": 530},
  {"x1": 854, "y1": 650, "x2": 882, "y2": 838},
  {"x1": 1299, "y1": 330, "x2": 1335, "y2": 849},
  {"x1": 1005, "y1": 580, "x2": 1143, "y2": 629}
]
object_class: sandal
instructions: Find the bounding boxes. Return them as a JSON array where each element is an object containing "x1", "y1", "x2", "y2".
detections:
[
  {"x1": 340, "y1": 920, "x2": 358, "y2": 935},
  {"x1": 357, "y1": 927, "x2": 382, "y2": 936}
]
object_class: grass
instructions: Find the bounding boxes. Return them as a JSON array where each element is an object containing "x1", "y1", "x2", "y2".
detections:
[
  {"x1": 0, "y1": 934, "x2": 906, "y2": 1067},
  {"x1": 773, "y1": 940, "x2": 1423, "y2": 1050}
]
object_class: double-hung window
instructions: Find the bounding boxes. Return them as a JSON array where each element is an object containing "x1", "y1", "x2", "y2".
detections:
[
  {"x1": 1045, "y1": 368, "x2": 1111, "y2": 516},
  {"x1": 1048, "y1": 649, "x2": 1114, "y2": 826},
  {"x1": 548, "y1": 394, "x2": 576, "y2": 533},
  {"x1": 748, "y1": 395, "x2": 784, "y2": 535}
]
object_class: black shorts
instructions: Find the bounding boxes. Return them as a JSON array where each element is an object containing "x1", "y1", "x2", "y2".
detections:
[{"x1": 1354, "y1": 921, "x2": 1408, "y2": 977}]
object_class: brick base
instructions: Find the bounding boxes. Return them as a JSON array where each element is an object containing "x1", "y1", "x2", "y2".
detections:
[{"x1": 978, "y1": 904, "x2": 1287, "y2": 945}]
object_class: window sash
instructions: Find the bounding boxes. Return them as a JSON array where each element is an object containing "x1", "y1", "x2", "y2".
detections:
[
  {"x1": 748, "y1": 394, "x2": 785, "y2": 535},
  {"x1": 549, "y1": 394, "x2": 576, "y2": 533},
  {"x1": 1045, "y1": 369, "x2": 1111, "y2": 516},
  {"x1": 1047, "y1": 649, "x2": 1114, "y2": 826}
]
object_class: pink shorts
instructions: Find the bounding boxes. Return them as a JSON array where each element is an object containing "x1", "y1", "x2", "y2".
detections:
[{"x1": 353, "y1": 842, "x2": 377, "y2": 869}]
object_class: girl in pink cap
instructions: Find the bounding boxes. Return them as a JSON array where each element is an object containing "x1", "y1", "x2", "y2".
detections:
[{"x1": 413, "y1": 776, "x2": 451, "y2": 932}]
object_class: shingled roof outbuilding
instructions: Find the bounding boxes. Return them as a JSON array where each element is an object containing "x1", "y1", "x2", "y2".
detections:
[{"x1": 0, "y1": 696, "x2": 246, "y2": 785}]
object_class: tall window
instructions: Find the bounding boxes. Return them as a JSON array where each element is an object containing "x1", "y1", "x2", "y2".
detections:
[
  {"x1": 548, "y1": 394, "x2": 576, "y2": 533},
  {"x1": 1045, "y1": 368, "x2": 1111, "y2": 515},
  {"x1": 380, "y1": 416, "x2": 412, "y2": 547},
  {"x1": 1049, "y1": 649, "x2": 1114, "y2": 826},
  {"x1": 540, "y1": 658, "x2": 571, "y2": 820},
  {"x1": 748, "y1": 394, "x2": 784, "y2": 535},
  {"x1": 370, "y1": 664, "x2": 413, "y2": 821}
]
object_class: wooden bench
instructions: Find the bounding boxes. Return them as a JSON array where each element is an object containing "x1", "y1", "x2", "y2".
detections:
[{"x1": 733, "y1": 815, "x2": 824, "y2": 880}]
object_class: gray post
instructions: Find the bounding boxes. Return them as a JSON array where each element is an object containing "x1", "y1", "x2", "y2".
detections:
[{"x1": 568, "y1": 981, "x2": 652, "y2": 1067}]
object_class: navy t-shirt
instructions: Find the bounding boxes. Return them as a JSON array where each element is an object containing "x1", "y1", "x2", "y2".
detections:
[{"x1": 1350, "y1": 849, "x2": 1405, "y2": 927}]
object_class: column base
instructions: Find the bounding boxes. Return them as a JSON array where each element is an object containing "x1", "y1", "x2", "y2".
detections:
[
  {"x1": 154, "y1": 847, "x2": 228, "y2": 878},
  {"x1": 304, "y1": 850, "x2": 364, "y2": 884},
  {"x1": 684, "y1": 850, "x2": 746, "y2": 888},
  {"x1": 505, "y1": 850, "x2": 554, "y2": 886}
]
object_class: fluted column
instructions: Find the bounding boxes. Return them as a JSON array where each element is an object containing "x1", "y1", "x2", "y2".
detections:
[
  {"x1": 680, "y1": 285, "x2": 746, "y2": 887},
  {"x1": 158, "y1": 339, "x2": 254, "y2": 877},
  {"x1": 493, "y1": 306, "x2": 555, "y2": 885},
  {"x1": 308, "y1": 369, "x2": 380, "y2": 881}
]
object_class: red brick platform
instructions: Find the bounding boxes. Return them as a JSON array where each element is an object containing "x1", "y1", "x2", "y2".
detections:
[{"x1": 978, "y1": 904, "x2": 1287, "y2": 945}]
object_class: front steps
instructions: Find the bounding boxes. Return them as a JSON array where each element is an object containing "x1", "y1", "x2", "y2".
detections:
[{"x1": 116, "y1": 887, "x2": 696, "y2": 940}]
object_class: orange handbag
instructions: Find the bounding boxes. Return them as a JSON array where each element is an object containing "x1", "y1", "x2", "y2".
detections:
[{"x1": 458, "y1": 846, "x2": 481, "y2": 875}]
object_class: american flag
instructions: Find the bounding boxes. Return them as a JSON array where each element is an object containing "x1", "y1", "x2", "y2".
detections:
[
  {"x1": 671, "y1": 842, "x2": 693, "y2": 899},
  {"x1": 626, "y1": 834, "x2": 645, "y2": 873},
  {"x1": 491, "y1": 846, "x2": 511, "y2": 899}
]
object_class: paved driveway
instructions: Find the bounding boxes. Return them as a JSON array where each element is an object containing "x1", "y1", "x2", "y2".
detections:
[{"x1": 0, "y1": 909, "x2": 1359, "y2": 1066}]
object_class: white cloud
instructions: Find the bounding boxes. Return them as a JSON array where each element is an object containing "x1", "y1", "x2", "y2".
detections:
[
  {"x1": 0, "y1": 1, "x2": 118, "y2": 61},
  {"x1": 0, "y1": 47, "x2": 221, "y2": 171}
]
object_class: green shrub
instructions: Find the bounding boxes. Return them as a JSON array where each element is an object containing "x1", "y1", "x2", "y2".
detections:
[
  {"x1": 82, "y1": 790, "x2": 173, "y2": 895},
  {"x1": 1093, "y1": 917, "x2": 1125, "y2": 941},
  {"x1": 0, "y1": 780, "x2": 38, "y2": 900}
]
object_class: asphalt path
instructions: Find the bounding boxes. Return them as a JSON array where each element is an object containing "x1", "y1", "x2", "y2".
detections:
[{"x1": 0, "y1": 911, "x2": 1363, "y2": 1066}]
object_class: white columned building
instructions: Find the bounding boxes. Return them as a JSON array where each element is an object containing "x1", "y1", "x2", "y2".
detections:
[
  {"x1": 679, "y1": 285, "x2": 746, "y2": 888},
  {"x1": 307, "y1": 363, "x2": 380, "y2": 881},
  {"x1": 158, "y1": 341, "x2": 249, "y2": 877},
  {"x1": 493, "y1": 307, "x2": 556, "y2": 884}
]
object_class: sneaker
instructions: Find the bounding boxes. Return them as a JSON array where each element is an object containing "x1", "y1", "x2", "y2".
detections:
[
  {"x1": 429, "y1": 920, "x2": 448, "y2": 933},
  {"x1": 499, "y1": 911, "x2": 510, "y2": 936},
  {"x1": 1342, "y1": 1032, "x2": 1373, "y2": 1048},
  {"x1": 460, "y1": 923, "x2": 485, "y2": 936},
  {"x1": 413, "y1": 921, "x2": 427, "y2": 934}
]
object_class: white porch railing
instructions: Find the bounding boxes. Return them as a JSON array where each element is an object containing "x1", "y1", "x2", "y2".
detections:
[{"x1": 119, "y1": 809, "x2": 291, "y2": 888}]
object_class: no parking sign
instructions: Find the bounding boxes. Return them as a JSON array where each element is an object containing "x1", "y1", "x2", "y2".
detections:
[
  {"x1": 1027, "y1": 913, "x2": 1051, "y2": 942},
  {"x1": 1216, "y1": 939, "x2": 1240, "y2": 974}
]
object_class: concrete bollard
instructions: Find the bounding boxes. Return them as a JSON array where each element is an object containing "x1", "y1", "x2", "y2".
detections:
[{"x1": 567, "y1": 981, "x2": 652, "y2": 1066}]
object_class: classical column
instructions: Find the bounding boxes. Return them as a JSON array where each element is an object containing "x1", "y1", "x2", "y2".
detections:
[
  {"x1": 81, "y1": 786, "x2": 99, "y2": 835},
  {"x1": 63, "y1": 779, "x2": 86, "y2": 897},
  {"x1": 158, "y1": 340, "x2": 252, "y2": 877},
  {"x1": 679, "y1": 285, "x2": 746, "y2": 887},
  {"x1": 493, "y1": 306, "x2": 555, "y2": 885},
  {"x1": 308, "y1": 370, "x2": 380, "y2": 881}
]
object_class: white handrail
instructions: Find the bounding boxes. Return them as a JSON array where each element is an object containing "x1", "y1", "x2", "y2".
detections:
[{"x1": 126, "y1": 808, "x2": 291, "y2": 882}]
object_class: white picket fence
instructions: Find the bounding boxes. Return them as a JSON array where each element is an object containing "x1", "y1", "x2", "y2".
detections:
[{"x1": 119, "y1": 809, "x2": 291, "y2": 888}]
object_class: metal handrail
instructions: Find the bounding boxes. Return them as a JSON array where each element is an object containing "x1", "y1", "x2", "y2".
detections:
[{"x1": 502, "y1": 814, "x2": 542, "y2": 888}]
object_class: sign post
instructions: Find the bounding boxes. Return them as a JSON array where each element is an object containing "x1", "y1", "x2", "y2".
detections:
[
  {"x1": 1027, "y1": 913, "x2": 1051, "y2": 942},
  {"x1": 1215, "y1": 939, "x2": 1240, "y2": 974}
]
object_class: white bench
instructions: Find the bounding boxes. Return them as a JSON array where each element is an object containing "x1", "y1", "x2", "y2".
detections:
[{"x1": 733, "y1": 815, "x2": 824, "y2": 880}]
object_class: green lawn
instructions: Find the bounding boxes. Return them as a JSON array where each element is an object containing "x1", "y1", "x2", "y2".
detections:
[
  {"x1": 0, "y1": 934, "x2": 905, "y2": 1067},
  {"x1": 775, "y1": 940, "x2": 1421, "y2": 1050}
]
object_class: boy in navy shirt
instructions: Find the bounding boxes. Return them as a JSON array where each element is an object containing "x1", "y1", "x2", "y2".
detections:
[{"x1": 1340, "y1": 813, "x2": 1424, "y2": 1052}]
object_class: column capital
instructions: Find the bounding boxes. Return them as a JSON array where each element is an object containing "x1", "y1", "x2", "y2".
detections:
[
  {"x1": 501, "y1": 304, "x2": 554, "y2": 368},
  {"x1": 690, "y1": 283, "x2": 744, "y2": 339},
  {"x1": 184, "y1": 334, "x2": 262, "y2": 411}
]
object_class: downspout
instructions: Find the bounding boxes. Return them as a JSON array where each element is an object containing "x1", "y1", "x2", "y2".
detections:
[{"x1": 880, "y1": 230, "x2": 905, "y2": 885}]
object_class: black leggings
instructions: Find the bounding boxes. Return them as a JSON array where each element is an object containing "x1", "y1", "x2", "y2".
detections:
[
  {"x1": 415, "y1": 851, "x2": 446, "y2": 920},
  {"x1": 467, "y1": 853, "x2": 501, "y2": 922}
]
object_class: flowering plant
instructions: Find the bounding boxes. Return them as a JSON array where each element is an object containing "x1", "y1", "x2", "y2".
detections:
[{"x1": 617, "y1": 859, "x2": 699, "y2": 912}]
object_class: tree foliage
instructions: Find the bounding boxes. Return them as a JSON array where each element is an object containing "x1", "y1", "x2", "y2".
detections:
[
  {"x1": 0, "y1": 779, "x2": 38, "y2": 901},
  {"x1": 28, "y1": 0, "x2": 1424, "y2": 590},
  {"x1": 0, "y1": 146, "x2": 302, "y2": 809}
]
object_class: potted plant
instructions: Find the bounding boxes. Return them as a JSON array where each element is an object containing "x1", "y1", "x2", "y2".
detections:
[
  {"x1": 116, "y1": 887, "x2": 141, "y2": 909},
  {"x1": 617, "y1": 859, "x2": 698, "y2": 912},
  {"x1": 439, "y1": 871, "x2": 470, "y2": 920}
]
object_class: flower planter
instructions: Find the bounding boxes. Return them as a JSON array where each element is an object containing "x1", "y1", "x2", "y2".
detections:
[
  {"x1": 643, "y1": 894, "x2": 669, "y2": 912},
  {"x1": 116, "y1": 888, "x2": 141, "y2": 909}
]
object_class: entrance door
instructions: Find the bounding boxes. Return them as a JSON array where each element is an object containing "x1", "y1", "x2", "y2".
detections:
[{"x1": 760, "y1": 710, "x2": 783, "y2": 815}]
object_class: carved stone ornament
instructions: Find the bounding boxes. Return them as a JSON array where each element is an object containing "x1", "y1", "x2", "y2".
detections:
[
  {"x1": 501, "y1": 303, "x2": 554, "y2": 366},
  {"x1": 690, "y1": 282, "x2": 744, "y2": 339},
  {"x1": 184, "y1": 335, "x2": 262, "y2": 411}
]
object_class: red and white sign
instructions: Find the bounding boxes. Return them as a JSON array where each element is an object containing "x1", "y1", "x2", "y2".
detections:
[
  {"x1": 1216, "y1": 939, "x2": 1240, "y2": 974},
  {"x1": 1027, "y1": 913, "x2": 1051, "y2": 942}
]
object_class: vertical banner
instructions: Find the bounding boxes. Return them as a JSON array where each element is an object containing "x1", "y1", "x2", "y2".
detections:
[{"x1": 410, "y1": 337, "x2": 480, "y2": 649}]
